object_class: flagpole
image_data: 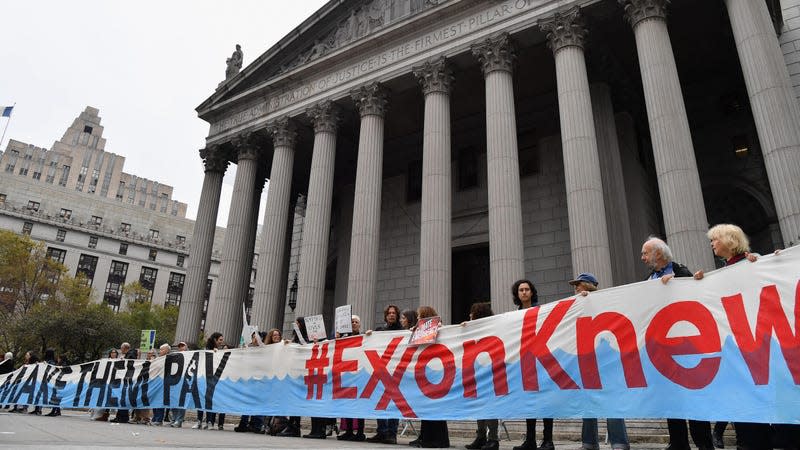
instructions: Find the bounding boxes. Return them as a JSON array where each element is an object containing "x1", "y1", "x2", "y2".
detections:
[{"x1": 0, "y1": 102, "x2": 15, "y2": 151}]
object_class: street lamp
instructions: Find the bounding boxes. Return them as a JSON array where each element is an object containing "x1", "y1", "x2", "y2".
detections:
[{"x1": 288, "y1": 274, "x2": 298, "y2": 311}]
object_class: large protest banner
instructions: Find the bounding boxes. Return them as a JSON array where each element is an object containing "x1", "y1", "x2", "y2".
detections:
[{"x1": 1, "y1": 247, "x2": 798, "y2": 423}]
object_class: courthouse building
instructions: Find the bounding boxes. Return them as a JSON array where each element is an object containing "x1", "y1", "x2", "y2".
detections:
[
  {"x1": 176, "y1": 0, "x2": 800, "y2": 347},
  {"x1": 0, "y1": 107, "x2": 264, "y2": 331}
]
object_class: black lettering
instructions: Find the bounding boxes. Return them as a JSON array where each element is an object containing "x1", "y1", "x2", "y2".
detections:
[
  {"x1": 179, "y1": 352, "x2": 201, "y2": 408},
  {"x1": 83, "y1": 361, "x2": 111, "y2": 407},
  {"x1": 33, "y1": 365, "x2": 53, "y2": 405},
  {"x1": 105, "y1": 360, "x2": 125, "y2": 408},
  {"x1": 13, "y1": 365, "x2": 39, "y2": 404},
  {"x1": 50, "y1": 366, "x2": 72, "y2": 406},
  {"x1": 0, "y1": 367, "x2": 27, "y2": 404},
  {"x1": 204, "y1": 351, "x2": 230, "y2": 411},
  {"x1": 163, "y1": 353, "x2": 184, "y2": 407},
  {"x1": 72, "y1": 362, "x2": 95, "y2": 407}
]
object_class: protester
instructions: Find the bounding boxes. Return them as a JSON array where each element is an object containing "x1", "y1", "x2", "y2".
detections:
[
  {"x1": 570, "y1": 273, "x2": 630, "y2": 450},
  {"x1": 400, "y1": 309, "x2": 418, "y2": 329},
  {"x1": 693, "y1": 225, "x2": 785, "y2": 450},
  {"x1": 277, "y1": 318, "x2": 307, "y2": 438},
  {"x1": 235, "y1": 333, "x2": 267, "y2": 434},
  {"x1": 463, "y1": 302, "x2": 500, "y2": 450},
  {"x1": 640, "y1": 236, "x2": 714, "y2": 450},
  {"x1": 10, "y1": 351, "x2": 38, "y2": 414},
  {"x1": 365, "y1": 304, "x2": 403, "y2": 445},
  {"x1": 409, "y1": 305, "x2": 449, "y2": 448},
  {"x1": 199, "y1": 333, "x2": 226, "y2": 430},
  {"x1": 43, "y1": 348, "x2": 62, "y2": 417},
  {"x1": 110, "y1": 342, "x2": 138, "y2": 423},
  {"x1": 337, "y1": 315, "x2": 366, "y2": 442},
  {"x1": 151, "y1": 343, "x2": 171, "y2": 426},
  {"x1": 0, "y1": 352, "x2": 11, "y2": 410},
  {"x1": 169, "y1": 342, "x2": 189, "y2": 428},
  {"x1": 511, "y1": 279, "x2": 555, "y2": 450}
]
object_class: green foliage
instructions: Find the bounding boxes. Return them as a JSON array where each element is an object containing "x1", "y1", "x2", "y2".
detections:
[{"x1": 0, "y1": 231, "x2": 177, "y2": 364}]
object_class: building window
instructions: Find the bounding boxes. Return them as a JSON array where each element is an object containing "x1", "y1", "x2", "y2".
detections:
[
  {"x1": 0, "y1": 193, "x2": 6, "y2": 206},
  {"x1": 32, "y1": 171, "x2": 41, "y2": 180},
  {"x1": 58, "y1": 165, "x2": 70, "y2": 186},
  {"x1": 149, "y1": 229, "x2": 159, "y2": 240},
  {"x1": 5, "y1": 164, "x2": 15, "y2": 173},
  {"x1": 56, "y1": 229, "x2": 66, "y2": 242},
  {"x1": 22, "y1": 222, "x2": 33, "y2": 235},
  {"x1": 139, "y1": 267, "x2": 158, "y2": 301},
  {"x1": 201, "y1": 279, "x2": 212, "y2": 332},
  {"x1": 119, "y1": 243, "x2": 128, "y2": 255},
  {"x1": 148, "y1": 249, "x2": 157, "y2": 261},
  {"x1": 176, "y1": 254, "x2": 185, "y2": 267},
  {"x1": 27, "y1": 200, "x2": 40, "y2": 211},
  {"x1": 88, "y1": 236, "x2": 98, "y2": 249},
  {"x1": 90, "y1": 215, "x2": 102, "y2": 226},
  {"x1": 104, "y1": 260, "x2": 128, "y2": 311},
  {"x1": 83, "y1": 125, "x2": 93, "y2": 134},
  {"x1": 165, "y1": 272, "x2": 186, "y2": 308},
  {"x1": 59, "y1": 208, "x2": 72, "y2": 219},
  {"x1": 176, "y1": 235, "x2": 185, "y2": 245},
  {"x1": 119, "y1": 222, "x2": 131, "y2": 233},
  {"x1": 46, "y1": 247, "x2": 67, "y2": 264},
  {"x1": 18, "y1": 167, "x2": 28, "y2": 176},
  {"x1": 76, "y1": 254, "x2": 99, "y2": 286}
]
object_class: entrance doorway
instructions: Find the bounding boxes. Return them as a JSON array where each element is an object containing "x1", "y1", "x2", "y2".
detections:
[{"x1": 451, "y1": 245, "x2": 490, "y2": 325}]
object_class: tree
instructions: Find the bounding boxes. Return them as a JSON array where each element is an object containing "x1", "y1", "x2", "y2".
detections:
[
  {"x1": 0, "y1": 230, "x2": 66, "y2": 360},
  {"x1": 118, "y1": 281, "x2": 179, "y2": 350}
]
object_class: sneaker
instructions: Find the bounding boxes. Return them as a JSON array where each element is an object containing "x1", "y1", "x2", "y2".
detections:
[
  {"x1": 191, "y1": 422, "x2": 201, "y2": 429},
  {"x1": 203, "y1": 422, "x2": 209, "y2": 430},
  {"x1": 353, "y1": 433, "x2": 367, "y2": 442},
  {"x1": 170, "y1": 421, "x2": 183, "y2": 428},
  {"x1": 218, "y1": 423, "x2": 224, "y2": 430}
]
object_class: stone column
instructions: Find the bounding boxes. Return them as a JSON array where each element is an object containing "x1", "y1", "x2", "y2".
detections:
[
  {"x1": 347, "y1": 83, "x2": 389, "y2": 329},
  {"x1": 204, "y1": 135, "x2": 261, "y2": 345},
  {"x1": 471, "y1": 34, "x2": 525, "y2": 314},
  {"x1": 413, "y1": 57, "x2": 454, "y2": 323},
  {"x1": 175, "y1": 146, "x2": 228, "y2": 347},
  {"x1": 621, "y1": 0, "x2": 714, "y2": 271},
  {"x1": 296, "y1": 102, "x2": 340, "y2": 318},
  {"x1": 725, "y1": 0, "x2": 800, "y2": 245},
  {"x1": 591, "y1": 83, "x2": 636, "y2": 285},
  {"x1": 251, "y1": 118, "x2": 297, "y2": 329},
  {"x1": 540, "y1": 8, "x2": 613, "y2": 287}
]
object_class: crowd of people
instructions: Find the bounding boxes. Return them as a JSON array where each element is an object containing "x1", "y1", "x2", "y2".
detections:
[{"x1": 1, "y1": 223, "x2": 797, "y2": 449}]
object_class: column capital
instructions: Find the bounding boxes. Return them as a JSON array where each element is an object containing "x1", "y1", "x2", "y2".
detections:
[
  {"x1": 471, "y1": 33, "x2": 516, "y2": 76},
  {"x1": 620, "y1": 0, "x2": 669, "y2": 28},
  {"x1": 351, "y1": 83, "x2": 389, "y2": 118},
  {"x1": 307, "y1": 101, "x2": 341, "y2": 134},
  {"x1": 267, "y1": 117, "x2": 298, "y2": 148},
  {"x1": 413, "y1": 57, "x2": 454, "y2": 96},
  {"x1": 199, "y1": 145, "x2": 230, "y2": 173},
  {"x1": 540, "y1": 7, "x2": 587, "y2": 54},
  {"x1": 231, "y1": 132, "x2": 262, "y2": 162}
]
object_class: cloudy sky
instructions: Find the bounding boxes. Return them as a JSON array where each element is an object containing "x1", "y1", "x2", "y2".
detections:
[{"x1": 0, "y1": 0, "x2": 328, "y2": 225}]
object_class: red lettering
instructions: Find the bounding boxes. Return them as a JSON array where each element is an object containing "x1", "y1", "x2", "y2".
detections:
[
  {"x1": 462, "y1": 337, "x2": 508, "y2": 398},
  {"x1": 520, "y1": 300, "x2": 579, "y2": 391},
  {"x1": 332, "y1": 336, "x2": 363, "y2": 399},
  {"x1": 414, "y1": 344, "x2": 455, "y2": 399},
  {"x1": 645, "y1": 301, "x2": 721, "y2": 389},
  {"x1": 722, "y1": 282, "x2": 800, "y2": 385},
  {"x1": 361, "y1": 337, "x2": 417, "y2": 417},
  {"x1": 576, "y1": 312, "x2": 646, "y2": 389}
]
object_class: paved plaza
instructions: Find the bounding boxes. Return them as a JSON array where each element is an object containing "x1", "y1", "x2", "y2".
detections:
[{"x1": 0, "y1": 410, "x2": 676, "y2": 449}]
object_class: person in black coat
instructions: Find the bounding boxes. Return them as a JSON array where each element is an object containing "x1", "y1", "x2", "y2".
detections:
[{"x1": 641, "y1": 237, "x2": 714, "y2": 450}]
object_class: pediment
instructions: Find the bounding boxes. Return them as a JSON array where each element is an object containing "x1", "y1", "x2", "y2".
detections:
[{"x1": 197, "y1": 0, "x2": 450, "y2": 120}]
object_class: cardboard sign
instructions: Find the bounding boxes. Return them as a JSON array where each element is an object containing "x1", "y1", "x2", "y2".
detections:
[
  {"x1": 409, "y1": 316, "x2": 441, "y2": 345},
  {"x1": 335, "y1": 305, "x2": 353, "y2": 334},
  {"x1": 292, "y1": 322, "x2": 307, "y2": 345},
  {"x1": 305, "y1": 314, "x2": 327, "y2": 341},
  {"x1": 139, "y1": 329, "x2": 156, "y2": 353}
]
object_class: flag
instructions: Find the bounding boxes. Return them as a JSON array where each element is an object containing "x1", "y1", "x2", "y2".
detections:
[{"x1": 1, "y1": 106, "x2": 12, "y2": 117}]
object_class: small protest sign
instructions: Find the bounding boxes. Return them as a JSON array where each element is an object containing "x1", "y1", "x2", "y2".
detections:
[
  {"x1": 335, "y1": 305, "x2": 353, "y2": 334},
  {"x1": 409, "y1": 316, "x2": 441, "y2": 345}
]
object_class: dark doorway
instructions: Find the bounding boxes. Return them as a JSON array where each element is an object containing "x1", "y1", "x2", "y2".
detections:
[{"x1": 451, "y1": 245, "x2": 490, "y2": 325}]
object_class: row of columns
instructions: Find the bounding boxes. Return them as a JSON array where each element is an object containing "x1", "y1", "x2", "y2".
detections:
[{"x1": 175, "y1": 0, "x2": 800, "y2": 345}]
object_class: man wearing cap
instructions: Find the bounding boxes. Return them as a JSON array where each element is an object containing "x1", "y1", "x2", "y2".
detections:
[
  {"x1": 640, "y1": 237, "x2": 714, "y2": 450},
  {"x1": 569, "y1": 273, "x2": 631, "y2": 450}
]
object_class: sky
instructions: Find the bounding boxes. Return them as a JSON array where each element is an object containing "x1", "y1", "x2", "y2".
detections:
[{"x1": 0, "y1": 0, "x2": 328, "y2": 226}]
